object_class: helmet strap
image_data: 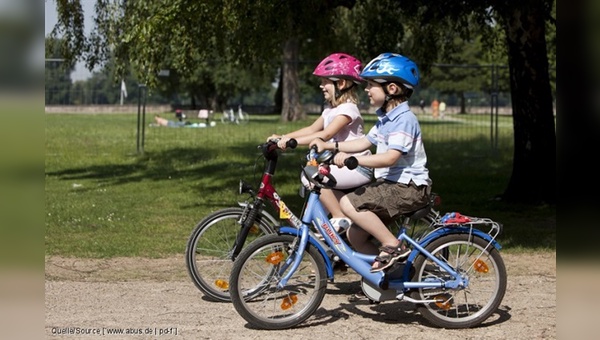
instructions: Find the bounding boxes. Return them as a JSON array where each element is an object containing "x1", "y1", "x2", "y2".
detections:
[
  {"x1": 333, "y1": 80, "x2": 354, "y2": 103},
  {"x1": 381, "y1": 83, "x2": 396, "y2": 113},
  {"x1": 381, "y1": 82, "x2": 410, "y2": 112}
]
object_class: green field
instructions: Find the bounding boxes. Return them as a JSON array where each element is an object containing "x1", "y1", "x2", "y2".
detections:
[{"x1": 45, "y1": 112, "x2": 555, "y2": 258}]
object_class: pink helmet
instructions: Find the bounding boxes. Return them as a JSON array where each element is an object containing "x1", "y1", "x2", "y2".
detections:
[{"x1": 313, "y1": 53, "x2": 363, "y2": 84}]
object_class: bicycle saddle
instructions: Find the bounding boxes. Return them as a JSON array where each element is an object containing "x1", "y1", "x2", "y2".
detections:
[{"x1": 402, "y1": 193, "x2": 439, "y2": 220}]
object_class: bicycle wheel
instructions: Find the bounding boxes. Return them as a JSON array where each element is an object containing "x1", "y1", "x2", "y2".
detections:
[
  {"x1": 410, "y1": 233, "x2": 507, "y2": 328},
  {"x1": 229, "y1": 234, "x2": 327, "y2": 330},
  {"x1": 185, "y1": 207, "x2": 276, "y2": 302}
]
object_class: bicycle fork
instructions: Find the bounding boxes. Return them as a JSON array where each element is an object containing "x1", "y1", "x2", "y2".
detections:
[
  {"x1": 231, "y1": 200, "x2": 264, "y2": 260},
  {"x1": 276, "y1": 226, "x2": 310, "y2": 289}
]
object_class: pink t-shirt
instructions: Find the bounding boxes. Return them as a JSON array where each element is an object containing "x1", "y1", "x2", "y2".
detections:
[{"x1": 321, "y1": 102, "x2": 365, "y2": 143}]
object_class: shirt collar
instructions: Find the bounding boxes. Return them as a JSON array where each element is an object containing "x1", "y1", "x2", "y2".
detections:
[{"x1": 376, "y1": 101, "x2": 411, "y2": 122}]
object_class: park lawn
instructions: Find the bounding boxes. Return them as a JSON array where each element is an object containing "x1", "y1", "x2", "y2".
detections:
[{"x1": 45, "y1": 113, "x2": 555, "y2": 258}]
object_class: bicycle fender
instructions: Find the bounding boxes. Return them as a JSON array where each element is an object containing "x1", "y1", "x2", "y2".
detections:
[
  {"x1": 277, "y1": 226, "x2": 335, "y2": 278},
  {"x1": 236, "y1": 202, "x2": 280, "y2": 227},
  {"x1": 400, "y1": 226, "x2": 502, "y2": 283}
]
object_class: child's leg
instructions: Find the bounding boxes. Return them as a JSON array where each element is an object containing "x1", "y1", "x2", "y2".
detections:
[
  {"x1": 320, "y1": 189, "x2": 344, "y2": 218},
  {"x1": 346, "y1": 223, "x2": 378, "y2": 255},
  {"x1": 340, "y1": 184, "x2": 409, "y2": 271},
  {"x1": 340, "y1": 196, "x2": 399, "y2": 249}
]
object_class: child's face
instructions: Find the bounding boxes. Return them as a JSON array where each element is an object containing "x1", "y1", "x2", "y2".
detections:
[
  {"x1": 319, "y1": 78, "x2": 335, "y2": 102},
  {"x1": 364, "y1": 81, "x2": 385, "y2": 107}
]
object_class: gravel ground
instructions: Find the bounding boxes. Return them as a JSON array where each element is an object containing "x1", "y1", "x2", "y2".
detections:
[{"x1": 45, "y1": 252, "x2": 556, "y2": 339}]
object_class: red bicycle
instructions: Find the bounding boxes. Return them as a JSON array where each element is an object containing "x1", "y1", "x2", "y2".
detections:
[{"x1": 185, "y1": 139, "x2": 303, "y2": 302}]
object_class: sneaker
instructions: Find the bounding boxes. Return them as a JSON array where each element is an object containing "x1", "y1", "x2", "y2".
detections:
[{"x1": 330, "y1": 217, "x2": 351, "y2": 233}]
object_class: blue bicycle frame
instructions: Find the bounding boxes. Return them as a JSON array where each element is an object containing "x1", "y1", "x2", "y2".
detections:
[{"x1": 277, "y1": 189, "x2": 501, "y2": 293}]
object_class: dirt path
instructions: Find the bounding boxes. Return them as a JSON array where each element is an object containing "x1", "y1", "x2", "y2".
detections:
[{"x1": 45, "y1": 252, "x2": 556, "y2": 339}]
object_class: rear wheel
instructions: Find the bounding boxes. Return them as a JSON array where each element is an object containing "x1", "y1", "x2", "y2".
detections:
[
  {"x1": 185, "y1": 207, "x2": 276, "y2": 302},
  {"x1": 410, "y1": 233, "x2": 507, "y2": 328},
  {"x1": 229, "y1": 234, "x2": 327, "y2": 330}
]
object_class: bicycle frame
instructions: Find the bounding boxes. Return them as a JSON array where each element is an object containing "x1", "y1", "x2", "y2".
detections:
[
  {"x1": 230, "y1": 141, "x2": 304, "y2": 259},
  {"x1": 277, "y1": 187, "x2": 502, "y2": 295}
]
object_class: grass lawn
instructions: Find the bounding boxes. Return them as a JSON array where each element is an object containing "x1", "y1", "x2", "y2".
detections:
[{"x1": 45, "y1": 112, "x2": 555, "y2": 258}]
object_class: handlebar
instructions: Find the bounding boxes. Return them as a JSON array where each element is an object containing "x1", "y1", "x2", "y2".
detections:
[
  {"x1": 261, "y1": 138, "x2": 297, "y2": 158},
  {"x1": 287, "y1": 139, "x2": 298, "y2": 149},
  {"x1": 309, "y1": 145, "x2": 359, "y2": 170},
  {"x1": 344, "y1": 156, "x2": 358, "y2": 170}
]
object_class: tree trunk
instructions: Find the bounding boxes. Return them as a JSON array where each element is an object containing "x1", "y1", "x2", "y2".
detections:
[
  {"x1": 459, "y1": 92, "x2": 466, "y2": 114},
  {"x1": 280, "y1": 38, "x2": 305, "y2": 122},
  {"x1": 274, "y1": 69, "x2": 283, "y2": 114},
  {"x1": 500, "y1": 1, "x2": 556, "y2": 204}
]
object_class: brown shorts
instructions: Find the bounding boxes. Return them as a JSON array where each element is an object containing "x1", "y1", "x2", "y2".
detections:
[{"x1": 345, "y1": 179, "x2": 430, "y2": 225}]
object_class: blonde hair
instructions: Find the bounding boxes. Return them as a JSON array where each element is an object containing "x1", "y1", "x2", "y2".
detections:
[{"x1": 330, "y1": 81, "x2": 359, "y2": 107}]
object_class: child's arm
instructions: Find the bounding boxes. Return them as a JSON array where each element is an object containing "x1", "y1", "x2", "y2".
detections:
[{"x1": 350, "y1": 149, "x2": 402, "y2": 169}]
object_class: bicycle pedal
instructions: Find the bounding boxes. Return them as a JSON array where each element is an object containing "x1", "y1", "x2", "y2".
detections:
[{"x1": 385, "y1": 263, "x2": 405, "y2": 279}]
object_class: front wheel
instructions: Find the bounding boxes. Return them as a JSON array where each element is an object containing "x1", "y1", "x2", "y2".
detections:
[
  {"x1": 410, "y1": 233, "x2": 507, "y2": 329},
  {"x1": 185, "y1": 207, "x2": 276, "y2": 302},
  {"x1": 229, "y1": 234, "x2": 328, "y2": 330}
]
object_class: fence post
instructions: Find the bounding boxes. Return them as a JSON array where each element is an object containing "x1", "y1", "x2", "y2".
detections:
[
  {"x1": 136, "y1": 84, "x2": 147, "y2": 154},
  {"x1": 490, "y1": 64, "x2": 499, "y2": 151}
]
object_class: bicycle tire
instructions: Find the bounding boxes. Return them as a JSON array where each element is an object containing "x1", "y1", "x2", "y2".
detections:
[
  {"x1": 229, "y1": 234, "x2": 327, "y2": 330},
  {"x1": 410, "y1": 233, "x2": 507, "y2": 328},
  {"x1": 185, "y1": 207, "x2": 277, "y2": 302}
]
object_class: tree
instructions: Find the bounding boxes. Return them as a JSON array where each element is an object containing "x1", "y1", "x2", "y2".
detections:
[
  {"x1": 49, "y1": 0, "x2": 357, "y2": 121},
  {"x1": 366, "y1": 0, "x2": 556, "y2": 204},
  {"x1": 495, "y1": 1, "x2": 555, "y2": 204}
]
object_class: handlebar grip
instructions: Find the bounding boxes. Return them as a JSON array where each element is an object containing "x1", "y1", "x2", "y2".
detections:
[
  {"x1": 344, "y1": 156, "x2": 359, "y2": 170},
  {"x1": 287, "y1": 138, "x2": 298, "y2": 149}
]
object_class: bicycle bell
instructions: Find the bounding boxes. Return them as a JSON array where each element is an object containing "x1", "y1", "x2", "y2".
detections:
[{"x1": 316, "y1": 150, "x2": 334, "y2": 164}]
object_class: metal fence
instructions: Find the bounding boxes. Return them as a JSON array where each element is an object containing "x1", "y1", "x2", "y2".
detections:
[{"x1": 45, "y1": 60, "x2": 558, "y2": 152}]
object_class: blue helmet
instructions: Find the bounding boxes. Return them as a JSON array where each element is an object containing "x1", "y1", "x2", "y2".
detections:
[{"x1": 360, "y1": 53, "x2": 420, "y2": 89}]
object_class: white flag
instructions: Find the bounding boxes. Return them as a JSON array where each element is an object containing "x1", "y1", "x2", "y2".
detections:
[{"x1": 121, "y1": 80, "x2": 128, "y2": 98}]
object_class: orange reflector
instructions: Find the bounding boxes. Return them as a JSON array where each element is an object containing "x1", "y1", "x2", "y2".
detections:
[
  {"x1": 249, "y1": 225, "x2": 259, "y2": 234},
  {"x1": 281, "y1": 294, "x2": 298, "y2": 310},
  {"x1": 434, "y1": 294, "x2": 452, "y2": 310},
  {"x1": 474, "y1": 259, "x2": 489, "y2": 273},
  {"x1": 215, "y1": 279, "x2": 229, "y2": 290},
  {"x1": 266, "y1": 251, "x2": 284, "y2": 265}
]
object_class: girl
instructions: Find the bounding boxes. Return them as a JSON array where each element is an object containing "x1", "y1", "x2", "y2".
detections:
[{"x1": 268, "y1": 53, "x2": 373, "y2": 231}]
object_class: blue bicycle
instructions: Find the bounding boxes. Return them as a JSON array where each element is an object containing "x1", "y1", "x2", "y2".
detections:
[{"x1": 229, "y1": 148, "x2": 507, "y2": 329}]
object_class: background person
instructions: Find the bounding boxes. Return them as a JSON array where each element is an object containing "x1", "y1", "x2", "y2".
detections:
[
  {"x1": 439, "y1": 101, "x2": 447, "y2": 118},
  {"x1": 431, "y1": 98, "x2": 440, "y2": 119}
]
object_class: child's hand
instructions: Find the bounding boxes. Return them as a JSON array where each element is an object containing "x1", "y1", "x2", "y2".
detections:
[
  {"x1": 277, "y1": 136, "x2": 291, "y2": 149},
  {"x1": 266, "y1": 134, "x2": 280, "y2": 142},
  {"x1": 309, "y1": 138, "x2": 326, "y2": 152},
  {"x1": 334, "y1": 152, "x2": 350, "y2": 168}
]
